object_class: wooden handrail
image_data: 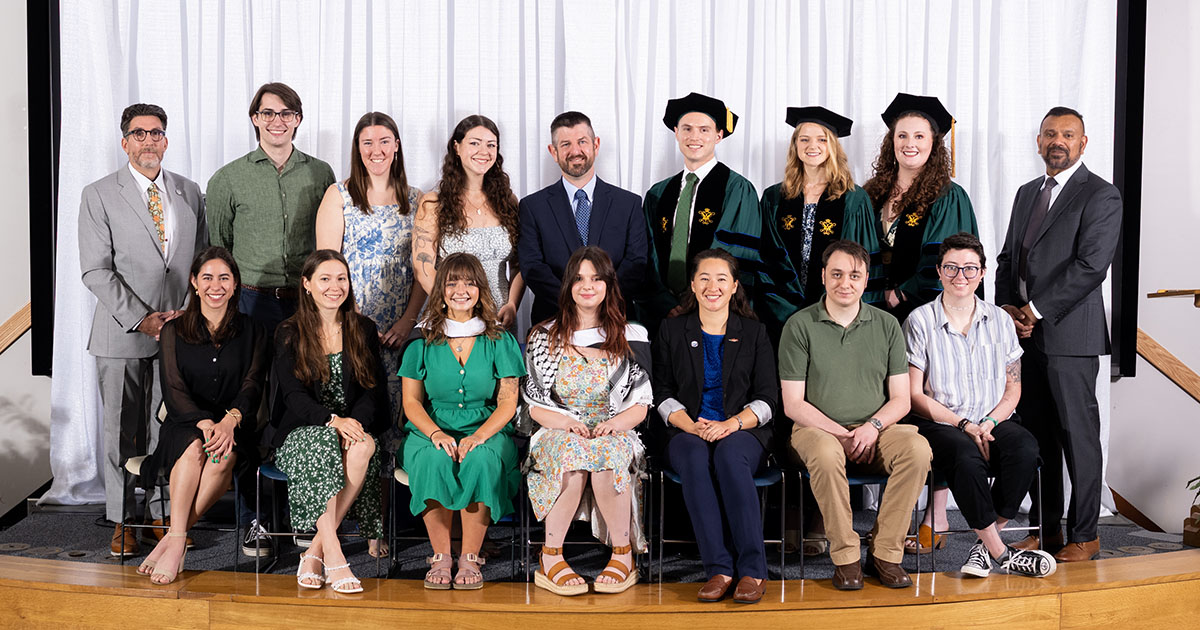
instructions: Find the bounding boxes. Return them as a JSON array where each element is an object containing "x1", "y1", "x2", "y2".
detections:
[
  {"x1": 0, "y1": 302, "x2": 31, "y2": 355},
  {"x1": 1136, "y1": 328, "x2": 1200, "y2": 404}
]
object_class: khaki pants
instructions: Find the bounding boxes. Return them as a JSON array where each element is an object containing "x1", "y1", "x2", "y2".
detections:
[{"x1": 791, "y1": 423, "x2": 931, "y2": 565}]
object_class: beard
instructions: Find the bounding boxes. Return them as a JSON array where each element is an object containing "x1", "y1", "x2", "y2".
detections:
[
  {"x1": 135, "y1": 151, "x2": 162, "y2": 171},
  {"x1": 1041, "y1": 146, "x2": 1073, "y2": 171},
  {"x1": 558, "y1": 155, "x2": 593, "y2": 178}
]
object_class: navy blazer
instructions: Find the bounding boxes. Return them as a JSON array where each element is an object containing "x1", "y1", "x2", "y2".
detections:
[
  {"x1": 651, "y1": 312, "x2": 780, "y2": 453},
  {"x1": 994, "y1": 163, "x2": 1122, "y2": 356},
  {"x1": 518, "y1": 177, "x2": 648, "y2": 325}
]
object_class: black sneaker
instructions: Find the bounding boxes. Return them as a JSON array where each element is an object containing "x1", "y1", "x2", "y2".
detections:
[
  {"x1": 996, "y1": 546, "x2": 1057, "y2": 578},
  {"x1": 960, "y1": 542, "x2": 992, "y2": 578},
  {"x1": 242, "y1": 519, "x2": 275, "y2": 558},
  {"x1": 294, "y1": 529, "x2": 316, "y2": 548}
]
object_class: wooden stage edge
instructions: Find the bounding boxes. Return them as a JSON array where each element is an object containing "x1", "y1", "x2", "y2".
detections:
[{"x1": 2, "y1": 550, "x2": 1199, "y2": 629}]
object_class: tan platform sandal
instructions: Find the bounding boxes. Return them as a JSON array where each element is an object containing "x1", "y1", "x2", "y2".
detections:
[
  {"x1": 534, "y1": 545, "x2": 588, "y2": 596},
  {"x1": 149, "y1": 531, "x2": 189, "y2": 585},
  {"x1": 592, "y1": 544, "x2": 638, "y2": 594}
]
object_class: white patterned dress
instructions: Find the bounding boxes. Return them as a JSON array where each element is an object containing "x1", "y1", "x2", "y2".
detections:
[{"x1": 439, "y1": 225, "x2": 515, "y2": 309}]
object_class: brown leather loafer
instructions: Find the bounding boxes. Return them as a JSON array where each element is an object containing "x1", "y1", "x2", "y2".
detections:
[
  {"x1": 832, "y1": 561, "x2": 863, "y2": 590},
  {"x1": 1053, "y1": 538, "x2": 1100, "y2": 562},
  {"x1": 697, "y1": 574, "x2": 734, "y2": 601},
  {"x1": 1012, "y1": 531, "x2": 1064, "y2": 553},
  {"x1": 110, "y1": 524, "x2": 139, "y2": 557},
  {"x1": 867, "y1": 556, "x2": 912, "y2": 588},
  {"x1": 733, "y1": 576, "x2": 765, "y2": 604}
]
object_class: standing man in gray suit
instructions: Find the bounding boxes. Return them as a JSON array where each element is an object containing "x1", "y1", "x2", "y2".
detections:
[
  {"x1": 994, "y1": 106, "x2": 1122, "y2": 563},
  {"x1": 79, "y1": 103, "x2": 207, "y2": 556}
]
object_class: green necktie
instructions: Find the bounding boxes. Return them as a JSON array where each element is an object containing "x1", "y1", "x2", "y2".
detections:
[{"x1": 667, "y1": 173, "x2": 699, "y2": 293}]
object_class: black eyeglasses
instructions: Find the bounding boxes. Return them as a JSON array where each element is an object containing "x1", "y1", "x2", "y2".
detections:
[
  {"x1": 124, "y1": 128, "x2": 166, "y2": 142},
  {"x1": 255, "y1": 109, "x2": 299, "y2": 123},
  {"x1": 938, "y1": 264, "x2": 981, "y2": 279}
]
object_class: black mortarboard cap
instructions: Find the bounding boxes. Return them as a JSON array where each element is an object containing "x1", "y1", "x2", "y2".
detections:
[
  {"x1": 663, "y1": 92, "x2": 738, "y2": 136},
  {"x1": 880, "y1": 93, "x2": 954, "y2": 135},
  {"x1": 785, "y1": 106, "x2": 853, "y2": 137}
]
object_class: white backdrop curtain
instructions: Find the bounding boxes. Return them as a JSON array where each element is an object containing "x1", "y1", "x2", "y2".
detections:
[{"x1": 45, "y1": 0, "x2": 1119, "y2": 518}]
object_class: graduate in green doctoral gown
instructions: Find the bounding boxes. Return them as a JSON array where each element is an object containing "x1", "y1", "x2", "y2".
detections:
[
  {"x1": 862, "y1": 93, "x2": 979, "y2": 322},
  {"x1": 637, "y1": 92, "x2": 761, "y2": 335},
  {"x1": 756, "y1": 106, "x2": 878, "y2": 337}
]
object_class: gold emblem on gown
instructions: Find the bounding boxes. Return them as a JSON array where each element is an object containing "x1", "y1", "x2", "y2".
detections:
[
  {"x1": 698, "y1": 208, "x2": 715, "y2": 225},
  {"x1": 905, "y1": 212, "x2": 921, "y2": 227},
  {"x1": 818, "y1": 219, "x2": 836, "y2": 236},
  {"x1": 782, "y1": 214, "x2": 797, "y2": 230},
  {"x1": 661, "y1": 217, "x2": 669, "y2": 232}
]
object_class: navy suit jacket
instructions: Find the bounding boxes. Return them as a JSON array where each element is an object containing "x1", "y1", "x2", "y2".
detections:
[
  {"x1": 994, "y1": 163, "x2": 1123, "y2": 356},
  {"x1": 518, "y1": 176, "x2": 648, "y2": 325}
]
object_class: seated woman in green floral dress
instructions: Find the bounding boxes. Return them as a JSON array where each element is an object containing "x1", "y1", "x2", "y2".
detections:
[
  {"x1": 399, "y1": 252, "x2": 525, "y2": 590},
  {"x1": 523, "y1": 247, "x2": 653, "y2": 597},
  {"x1": 272, "y1": 250, "x2": 388, "y2": 594}
]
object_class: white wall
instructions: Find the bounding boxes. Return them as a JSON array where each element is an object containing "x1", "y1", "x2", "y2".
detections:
[
  {"x1": 1108, "y1": 0, "x2": 1200, "y2": 533},
  {"x1": 0, "y1": 1, "x2": 53, "y2": 518}
]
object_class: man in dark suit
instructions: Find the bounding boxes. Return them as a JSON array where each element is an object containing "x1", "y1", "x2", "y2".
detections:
[
  {"x1": 519, "y1": 111, "x2": 647, "y2": 325},
  {"x1": 78, "y1": 103, "x2": 206, "y2": 556},
  {"x1": 995, "y1": 106, "x2": 1122, "y2": 563}
]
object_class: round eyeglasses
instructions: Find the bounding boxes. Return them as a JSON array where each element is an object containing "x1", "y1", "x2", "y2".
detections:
[
  {"x1": 938, "y1": 264, "x2": 981, "y2": 279},
  {"x1": 255, "y1": 109, "x2": 299, "y2": 123},
  {"x1": 124, "y1": 128, "x2": 166, "y2": 142}
]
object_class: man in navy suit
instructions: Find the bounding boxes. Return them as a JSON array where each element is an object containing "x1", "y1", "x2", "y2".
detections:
[
  {"x1": 995, "y1": 106, "x2": 1123, "y2": 563},
  {"x1": 519, "y1": 111, "x2": 648, "y2": 325}
]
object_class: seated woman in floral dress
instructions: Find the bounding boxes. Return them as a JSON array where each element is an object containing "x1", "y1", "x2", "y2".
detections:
[{"x1": 523, "y1": 246, "x2": 653, "y2": 596}]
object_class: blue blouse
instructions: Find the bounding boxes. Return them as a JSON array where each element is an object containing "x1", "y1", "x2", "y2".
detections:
[{"x1": 698, "y1": 331, "x2": 724, "y2": 421}]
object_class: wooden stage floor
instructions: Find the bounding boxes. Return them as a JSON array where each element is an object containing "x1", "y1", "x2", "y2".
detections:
[{"x1": 2, "y1": 550, "x2": 1198, "y2": 629}]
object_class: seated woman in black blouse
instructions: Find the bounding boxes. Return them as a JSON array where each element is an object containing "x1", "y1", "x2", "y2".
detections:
[
  {"x1": 652, "y1": 248, "x2": 779, "y2": 604},
  {"x1": 138, "y1": 246, "x2": 268, "y2": 585},
  {"x1": 272, "y1": 249, "x2": 388, "y2": 594}
]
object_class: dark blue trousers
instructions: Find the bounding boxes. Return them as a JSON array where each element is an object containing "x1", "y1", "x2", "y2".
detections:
[{"x1": 666, "y1": 431, "x2": 768, "y2": 580}]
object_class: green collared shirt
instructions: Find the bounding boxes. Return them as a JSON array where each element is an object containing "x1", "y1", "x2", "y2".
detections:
[
  {"x1": 206, "y1": 146, "x2": 335, "y2": 288},
  {"x1": 778, "y1": 299, "x2": 907, "y2": 427}
]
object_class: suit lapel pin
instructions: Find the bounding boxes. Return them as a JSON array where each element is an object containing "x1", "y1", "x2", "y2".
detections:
[
  {"x1": 690, "y1": 340, "x2": 698, "y2": 348},
  {"x1": 729, "y1": 338, "x2": 739, "y2": 343}
]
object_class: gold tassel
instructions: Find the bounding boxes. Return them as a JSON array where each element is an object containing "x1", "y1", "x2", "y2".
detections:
[
  {"x1": 950, "y1": 118, "x2": 957, "y2": 178},
  {"x1": 726, "y1": 108, "x2": 734, "y2": 134}
]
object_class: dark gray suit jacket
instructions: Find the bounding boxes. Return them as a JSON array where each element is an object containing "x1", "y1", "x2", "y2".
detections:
[
  {"x1": 994, "y1": 163, "x2": 1122, "y2": 356},
  {"x1": 79, "y1": 166, "x2": 207, "y2": 359}
]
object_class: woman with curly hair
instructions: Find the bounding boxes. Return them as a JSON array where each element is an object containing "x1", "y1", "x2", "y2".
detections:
[
  {"x1": 757, "y1": 106, "x2": 878, "y2": 334},
  {"x1": 398, "y1": 253, "x2": 525, "y2": 590},
  {"x1": 413, "y1": 115, "x2": 523, "y2": 329},
  {"x1": 523, "y1": 247, "x2": 653, "y2": 596},
  {"x1": 863, "y1": 93, "x2": 979, "y2": 322}
]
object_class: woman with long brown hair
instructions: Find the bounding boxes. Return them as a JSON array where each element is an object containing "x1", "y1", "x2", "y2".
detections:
[
  {"x1": 863, "y1": 93, "x2": 978, "y2": 322},
  {"x1": 758, "y1": 107, "x2": 877, "y2": 333},
  {"x1": 523, "y1": 246, "x2": 652, "y2": 596},
  {"x1": 398, "y1": 252, "x2": 525, "y2": 590},
  {"x1": 651, "y1": 249, "x2": 778, "y2": 603},
  {"x1": 138, "y1": 246, "x2": 267, "y2": 584},
  {"x1": 271, "y1": 249, "x2": 388, "y2": 594},
  {"x1": 413, "y1": 115, "x2": 523, "y2": 328}
]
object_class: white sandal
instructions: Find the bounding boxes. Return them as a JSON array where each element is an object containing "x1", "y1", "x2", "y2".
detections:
[
  {"x1": 149, "y1": 531, "x2": 189, "y2": 585},
  {"x1": 296, "y1": 554, "x2": 325, "y2": 589},
  {"x1": 325, "y1": 562, "x2": 363, "y2": 594}
]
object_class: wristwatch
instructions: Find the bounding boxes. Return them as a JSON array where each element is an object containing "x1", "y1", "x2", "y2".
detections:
[{"x1": 868, "y1": 418, "x2": 884, "y2": 432}]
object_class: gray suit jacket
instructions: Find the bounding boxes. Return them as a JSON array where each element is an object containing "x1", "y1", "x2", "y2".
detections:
[
  {"x1": 79, "y1": 166, "x2": 207, "y2": 359},
  {"x1": 994, "y1": 163, "x2": 1122, "y2": 356}
]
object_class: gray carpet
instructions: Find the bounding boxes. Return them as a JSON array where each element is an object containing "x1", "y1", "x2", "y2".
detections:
[{"x1": 0, "y1": 502, "x2": 1183, "y2": 583}]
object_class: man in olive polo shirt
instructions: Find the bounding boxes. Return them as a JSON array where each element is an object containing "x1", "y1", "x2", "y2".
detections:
[
  {"x1": 207, "y1": 81, "x2": 335, "y2": 332},
  {"x1": 780, "y1": 240, "x2": 930, "y2": 590}
]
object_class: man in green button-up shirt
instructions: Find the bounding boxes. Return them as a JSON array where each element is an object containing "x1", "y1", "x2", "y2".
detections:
[{"x1": 206, "y1": 81, "x2": 335, "y2": 331}]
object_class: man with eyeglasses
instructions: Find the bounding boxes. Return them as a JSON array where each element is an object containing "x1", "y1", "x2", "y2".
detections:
[
  {"x1": 902, "y1": 232, "x2": 1054, "y2": 579},
  {"x1": 206, "y1": 82, "x2": 334, "y2": 557},
  {"x1": 994, "y1": 107, "x2": 1123, "y2": 563},
  {"x1": 79, "y1": 103, "x2": 206, "y2": 557}
]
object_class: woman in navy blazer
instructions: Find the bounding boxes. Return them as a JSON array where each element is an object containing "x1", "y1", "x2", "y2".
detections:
[{"x1": 651, "y1": 248, "x2": 779, "y2": 604}]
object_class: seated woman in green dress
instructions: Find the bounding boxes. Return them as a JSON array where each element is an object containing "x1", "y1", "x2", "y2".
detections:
[
  {"x1": 272, "y1": 249, "x2": 388, "y2": 594},
  {"x1": 523, "y1": 246, "x2": 653, "y2": 597},
  {"x1": 399, "y1": 252, "x2": 525, "y2": 590}
]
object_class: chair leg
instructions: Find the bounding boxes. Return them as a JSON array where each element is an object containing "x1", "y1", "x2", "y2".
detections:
[
  {"x1": 797, "y1": 475, "x2": 805, "y2": 581},
  {"x1": 657, "y1": 471, "x2": 666, "y2": 583},
  {"x1": 254, "y1": 468, "x2": 261, "y2": 576},
  {"x1": 120, "y1": 466, "x2": 129, "y2": 564},
  {"x1": 780, "y1": 473, "x2": 787, "y2": 582},
  {"x1": 233, "y1": 476, "x2": 240, "y2": 574}
]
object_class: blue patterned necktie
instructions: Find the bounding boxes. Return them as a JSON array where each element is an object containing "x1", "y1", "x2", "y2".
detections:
[{"x1": 574, "y1": 188, "x2": 591, "y2": 244}]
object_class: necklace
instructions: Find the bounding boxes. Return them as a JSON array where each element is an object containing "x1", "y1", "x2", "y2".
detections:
[
  {"x1": 454, "y1": 340, "x2": 465, "y2": 352},
  {"x1": 947, "y1": 304, "x2": 972, "y2": 311},
  {"x1": 465, "y1": 191, "x2": 486, "y2": 216}
]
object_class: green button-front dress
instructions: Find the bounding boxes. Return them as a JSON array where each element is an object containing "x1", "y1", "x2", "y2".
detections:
[{"x1": 397, "y1": 332, "x2": 526, "y2": 522}]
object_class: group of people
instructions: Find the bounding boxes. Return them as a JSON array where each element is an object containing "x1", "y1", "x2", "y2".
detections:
[{"x1": 78, "y1": 81, "x2": 1122, "y2": 602}]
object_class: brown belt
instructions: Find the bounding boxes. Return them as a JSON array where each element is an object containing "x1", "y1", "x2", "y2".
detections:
[{"x1": 242, "y1": 284, "x2": 298, "y2": 301}]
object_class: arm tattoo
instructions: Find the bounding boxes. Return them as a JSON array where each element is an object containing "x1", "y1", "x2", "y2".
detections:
[
  {"x1": 1006, "y1": 359, "x2": 1022, "y2": 383},
  {"x1": 497, "y1": 377, "x2": 518, "y2": 403}
]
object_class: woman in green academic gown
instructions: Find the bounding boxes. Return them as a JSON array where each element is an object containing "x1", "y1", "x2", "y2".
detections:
[
  {"x1": 757, "y1": 106, "x2": 877, "y2": 335},
  {"x1": 863, "y1": 93, "x2": 978, "y2": 322}
]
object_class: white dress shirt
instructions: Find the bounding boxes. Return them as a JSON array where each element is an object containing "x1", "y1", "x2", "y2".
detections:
[{"x1": 1024, "y1": 158, "x2": 1085, "y2": 318}]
